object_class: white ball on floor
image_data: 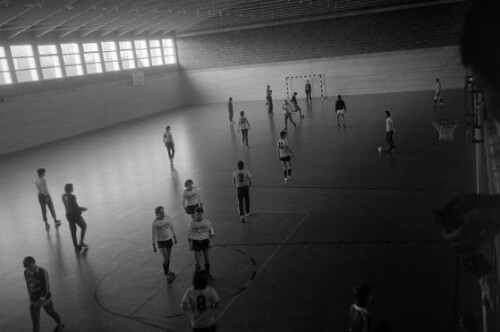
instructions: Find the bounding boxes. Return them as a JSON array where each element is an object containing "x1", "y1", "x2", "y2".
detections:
[{"x1": 378, "y1": 146, "x2": 382, "y2": 152}]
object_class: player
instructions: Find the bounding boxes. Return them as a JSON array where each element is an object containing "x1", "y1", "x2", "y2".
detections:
[
  {"x1": 277, "y1": 131, "x2": 295, "y2": 181},
  {"x1": 181, "y1": 270, "x2": 220, "y2": 332},
  {"x1": 348, "y1": 284, "x2": 372, "y2": 332},
  {"x1": 163, "y1": 125, "x2": 175, "y2": 163},
  {"x1": 266, "y1": 85, "x2": 273, "y2": 115},
  {"x1": 183, "y1": 179, "x2": 203, "y2": 218},
  {"x1": 188, "y1": 207, "x2": 214, "y2": 280},
  {"x1": 228, "y1": 97, "x2": 234, "y2": 124},
  {"x1": 385, "y1": 111, "x2": 396, "y2": 152},
  {"x1": 335, "y1": 95, "x2": 347, "y2": 128},
  {"x1": 305, "y1": 80, "x2": 312, "y2": 102},
  {"x1": 152, "y1": 206, "x2": 178, "y2": 283},
  {"x1": 434, "y1": 78, "x2": 444, "y2": 105},
  {"x1": 232, "y1": 160, "x2": 252, "y2": 223},
  {"x1": 237, "y1": 111, "x2": 250, "y2": 148},
  {"x1": 62, "y1": 183, "x2": 88, "y2": 252},
  {"x1": 23, "y1": 256, "x2": 65, "y2": 332},
  {"x1": 282, "y1": 99, "x2": 297, "y2": 130},
  {"x1": 290, "y1": 92, "x2": 304, "y2": 118},
  {"x1": 35, "y1": 168, "x2": 62, "y2": 231}
]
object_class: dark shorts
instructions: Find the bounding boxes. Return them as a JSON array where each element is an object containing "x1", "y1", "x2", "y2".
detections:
[
  {"x1": 193, "y1": 323, "x2": 217, "y2": 332},
  {"x1": 186, "y1": 204, "x2": 202, "y2": 215},
  {"x1": 158, "y1": 238, "x2": 173, "y2": 249},
  {"x1": 280, "y1": 156, "x2": 291, "y2": 162},
  {"x1": 192, "y1": 239, "x2": 210, "y2": 252}
]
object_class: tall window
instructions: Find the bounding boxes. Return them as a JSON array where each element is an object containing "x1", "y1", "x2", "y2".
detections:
[
  {"x1": 149, "y1": 40, "x2": 163, "y2": 66},
  {"x1": 82, "y1": 42, "x2": 102, "y2": 74},
  {"x1": 38, "y1": 45, "x2": 62, "y2": 79},
  {"x1": 61, "y1": 43, "x2": 83, "y2": 77},
  {"x1": 10, "y1": 45, "x2": 38, "y2": 82},
  {"x1": 101, "y1": 41, "x2": 119, "y2": 72},
  {"x1": 134, "y1": 40, "x2": 150, "y2": 68},
  {"x1": 162, "y1": 39, "x2": 176, "y2": 64},
  {"x1": 119, "y1": 41, "x2": 135, "y2": 70},
  {"x1": 0, "y1": 47, "x2": 12, "y2": 85}
]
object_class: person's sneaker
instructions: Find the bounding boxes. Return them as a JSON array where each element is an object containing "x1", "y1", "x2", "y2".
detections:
[
  {"x1": 240, "y1": 216, "x2": 246, "y2": 223},
  {"x1": 284, "y1": 177, "x2": 289, "y2": 181},
  {"x1": 300, "y1": 114, "x2": 304, "y2": 118},
  {"x1": 166, "y1": 272, "x2": 176, "y2": 284},
  {"x1": 45, "y1": 223, "x2": 50, "y2": 231},
  {"x1": 245, "y1": 212, "x2": 251, "y2": 217},
  {"x1": 343, "y1": 125, "x2": 347, "y2": 128},
  {"x1": 74, "y1": 245, "x2": 82, "y2": 252},
  {"x1": 54, "y1": 322, "x2": 65, "y2": 332},
  {"x1": 287, "y1": 176, "x2": 292, "y2": 180},
  {"x1": 79, "y1": 242, "x2": 88, "y2": 248},
  {"x1": 55, "y1": 220, "x2": 62, "y2": 228}
]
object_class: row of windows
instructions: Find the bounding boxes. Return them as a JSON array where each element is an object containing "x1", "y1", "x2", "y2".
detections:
[{"x1": 0, "y1": 39, "x2": 176, "y2": 85}]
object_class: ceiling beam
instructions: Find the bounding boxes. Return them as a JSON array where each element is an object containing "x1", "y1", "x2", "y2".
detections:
[
  {"x1": 117, "y1": 14, "x2": 161, "y2": 37},
  {"x1": 9, "y1": 7, "x2": 62, "y2": 39}
]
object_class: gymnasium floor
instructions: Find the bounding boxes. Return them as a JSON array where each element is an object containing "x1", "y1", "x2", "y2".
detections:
[{"x1": 0, "y1": 89, "x2": 481, "y2": 332}]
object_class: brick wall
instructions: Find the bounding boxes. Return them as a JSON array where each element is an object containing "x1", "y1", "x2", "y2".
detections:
[{"x1": 177, "y1": 2, "x2": 468, "y2": 70}]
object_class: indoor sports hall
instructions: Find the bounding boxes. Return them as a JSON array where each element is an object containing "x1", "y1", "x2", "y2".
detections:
[{"x1": 0, "y1": 1, "x2": 498, "y2": 332}]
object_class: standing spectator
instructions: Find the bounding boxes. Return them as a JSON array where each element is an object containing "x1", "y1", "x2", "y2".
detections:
[
  {"x1": 266, "y1": 85, "x2": 273, "y2": 115},
  {"x1": 277, "y1": 131, "x2": 295, "y2": 181},
  {"x1": 237, "y1": 111, "x2": 251, "y2": 148},
  {"x1": 35, "y1": 168, "x2": 61, "y2": 231},
  {"x1": 291, "y1": 92, "x2": 304, "y2": 118},
  {"x1": 23, "y1": 256, "x2": 65, "y2": 332},
  {"x1": 228, "y1": 97, "x2": 234, "y2": 124},
  {"x1": 385, "y1": 111, "x2": 396, "y2": 152},
  {"x1": 181, "y1": 270, "x2": 220, "y2": 332},
  {"x1": 434, "y1": 78, "x2": 444, "y2": 105},
  {"x1": 335, "y1": 95, "x2": 347, "y2": 128},
  {"x1": 282, "y1": 99, "x2": 297, "y2": 130},
  {"x1": 152, "y1": 206, "x2": 178, "y2": 284},
  {"x1": 348, "y1": 283, "x2": 372, "y2": 332},
  {"x1": 232, "y1": 160, "x2": 252, "y2": 223},
  {"x1": 305, "y1": 80, "x2": 312, "y2": 102},
  {"x1": 163, "y1": 125, "x2": 175, "y2": 164},
  {"x1": 188, "y1": 207, "x2": 214, "y2": 280},
  {"x1": 62, "y1": 183, "x2": 88, "y2": 252},
  {"x1": 183, "y1": 179, "x2": 203, "y2": 218}
]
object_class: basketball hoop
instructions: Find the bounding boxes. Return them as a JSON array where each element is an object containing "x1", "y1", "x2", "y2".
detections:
[{"x1": 432, "y1": 119, "x2": 459, "y2": 141}]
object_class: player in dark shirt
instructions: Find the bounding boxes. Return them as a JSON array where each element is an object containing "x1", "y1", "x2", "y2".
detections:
[
  {"x1": 62, "y1": 183, "x2": 88, "y2": 252},
  {"x1": 335, "y1": 95, "x2": 347, "y2": 128},
  {"x1": 23, "y1": 256, "x2": 64, "y2": 332}
]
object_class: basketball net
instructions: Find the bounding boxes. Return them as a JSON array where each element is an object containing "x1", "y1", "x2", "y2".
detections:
[{"x1": 432, "y1": 119, "x2": 459, "y2": 141}]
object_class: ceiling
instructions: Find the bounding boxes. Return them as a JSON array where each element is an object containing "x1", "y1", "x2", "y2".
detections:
[{"x1": 0, "y1": 0, "x2": 462, "y2": 41}]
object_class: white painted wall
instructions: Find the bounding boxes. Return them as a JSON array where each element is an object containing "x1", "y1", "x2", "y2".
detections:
[
  {"x1": 181, "y1": 46, "x2": 465, "y2": 104},
  {"x1": 0, "y1": 71, "x2": 183, "y2": 155}
]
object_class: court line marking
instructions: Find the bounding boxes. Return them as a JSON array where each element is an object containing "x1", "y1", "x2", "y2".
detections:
[{"x1": 216, "y1": 211, "x2": 311, "y2": 320}]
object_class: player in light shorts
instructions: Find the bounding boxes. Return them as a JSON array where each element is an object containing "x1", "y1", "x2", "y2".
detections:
[
  {"x1": 152, "y1": 206, "x2": 178, "y2": 283},
  {"x1": 335, "y1": 95, "x2": 347, "y2": 128}
]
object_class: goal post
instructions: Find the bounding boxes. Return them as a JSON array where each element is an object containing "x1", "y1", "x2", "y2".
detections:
[{"x1": 285, "y1": 74, "x2": 325, "y2": 100}]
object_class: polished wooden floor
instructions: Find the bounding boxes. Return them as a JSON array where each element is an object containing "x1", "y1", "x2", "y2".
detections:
[{"x1": 0, "y1": 90, "x2": 480, "y2": 332}]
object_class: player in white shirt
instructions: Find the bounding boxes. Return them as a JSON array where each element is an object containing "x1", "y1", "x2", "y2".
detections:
[
  {"x1": 434, "y1": 78, "x2": 444, "y2": 105},
  {"x1": 181, "y1": 270, "x2": 220, "y2": 332},
  {"x1": 188, "y1": 207, "x2": 214, "y2": 280},
  {"x1": 35, "y1": 168, "x2": 61, "y2": 231},
  {"x1": 237, "y1": 111, "x2": 250, "y2": 148},
  {"x1": 163, "y1": 125, "x2": 175, "y2": 164},
  {"x1": 152, "y1": 206, "x2": 177, "y2": 283},
  {"x1": 277, "y1": 131, "x2": 295, "y2": 181},
  {"x1": 232, "y1": 160, "x2": 252, "y2": 223},
  {"x1": 183, "y1": 179, "x2": 203, "y2": 218}
]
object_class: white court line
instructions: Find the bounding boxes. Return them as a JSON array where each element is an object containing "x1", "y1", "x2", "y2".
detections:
[{"x1": 216, "y1": 212, "x2": 311, "y2": 320}]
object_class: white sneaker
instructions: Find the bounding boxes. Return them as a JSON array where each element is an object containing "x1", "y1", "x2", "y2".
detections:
[
  {"x1": 240, "y1": 216, "x2": 246, "y2": 223},
  {"x1": 245, "y1": 212, "x2": 251, "y2": 217},
  {"x1": 287, "y1": 176, "x2": 292, "y2": 180},
  {"x1": 284, "y1": 177, "x2": 289, "y2": 181}
]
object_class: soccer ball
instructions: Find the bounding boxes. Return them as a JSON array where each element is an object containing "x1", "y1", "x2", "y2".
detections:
[{"x1": 378, "y1": 146, "x2": 383, "y2": 152}]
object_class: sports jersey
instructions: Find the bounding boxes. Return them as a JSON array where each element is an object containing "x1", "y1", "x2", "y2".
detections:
[
  {"x1": 62, "y1": 193, "x2": 82, "y2": 216},
  {"x1": 277, "y1": 138, "x2": 291, "y2": 158},
  {"x1": 35, "y1": 177, "x2": 49, "y2": 195},
  {"x1": 24, "y1": 267, "x2": 51, "y2": 302},
  {"x1": 239, "y1": 116, "x2": 249, "y2": 130},
  {"x1": 181, "y1": 286, "x2": 220, "y2": 328},
  {"x1": 232, "y1": 170, "x2": 251, "y2": 187},
  {"x1": 435, "y1": 81, "x2": 441, "y2": 94},
  {"x1": 188, "y1": 219, "x2": 214, "y2": 241},
  {"x1": 183, "y1": 188, "x2": 202, "y2": 207},
  {"x1": 386, "y1": 117, "x2": 395, "y2": 132},
  {"x1": 348, "y1": 304, "x2": 371, "y2": 332},
  {"x1": 163, "y1": 131, "x2": 174, "y2": 144},
  {"x1": 305, "y1": 83, "x2": 311, "y2": 91},
  {"x1": 152, "y1": 215, "x2": 175, "y2": 244},
  {"x1": 335, "y1": 99, "x2": 346, "y2": 110}
]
